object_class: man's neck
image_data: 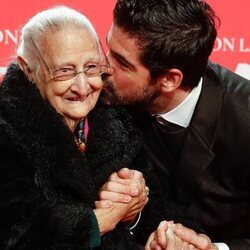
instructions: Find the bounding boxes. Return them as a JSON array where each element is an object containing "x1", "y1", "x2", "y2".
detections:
[{"x1": 146, "y1": 87, "x2": 192, "y2": 114}]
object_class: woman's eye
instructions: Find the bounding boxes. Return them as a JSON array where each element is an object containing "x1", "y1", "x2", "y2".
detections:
[
  {"x1": 86, "y1": 65, "x2": 99, "y2": 73},
  {"x1": 60, "y1": 67, "x2": 74, "y2": 73},
  {"x1": 87, "y1": 65, "x2": 98, "y2": 69}
]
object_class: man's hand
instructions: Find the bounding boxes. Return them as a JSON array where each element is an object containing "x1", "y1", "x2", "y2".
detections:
[
  {"x1": 95, "y1": 168, "x2": 149, "y2": 222},
  {"x1": 175, "y1": 224, "x2": 218, "y2": 250},
  {"x1": 145, "y1": 221, "x2": 198, "y2": 250},
  {"x1": 145, "y1": 221, "x2": 218, "y2": 250}
]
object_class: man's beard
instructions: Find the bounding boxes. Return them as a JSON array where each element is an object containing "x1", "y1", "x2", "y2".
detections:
[{"x1": 102, "y1": 78, "x2": 161, "y2": 108}]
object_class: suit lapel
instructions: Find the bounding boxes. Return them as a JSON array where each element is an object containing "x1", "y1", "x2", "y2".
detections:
[{"x1": 176, "y1": 66, "x2": 223, "y2": 200}]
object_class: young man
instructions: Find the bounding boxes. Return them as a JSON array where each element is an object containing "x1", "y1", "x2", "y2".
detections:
[{"x1": 100, "y1": 0, "x2": 250, "y2": 249}]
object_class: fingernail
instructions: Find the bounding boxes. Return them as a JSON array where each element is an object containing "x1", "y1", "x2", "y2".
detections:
[
  {"x1": 130, "y1": 182, "x2": 137, "y2": 188},
  {"x1": 130, "y1": 188, "x2": 139, "y2": 196},
  {"x1": 166, "y1": 220, "x2": 174, "y2": 224},
  {"x1": 124, "y1": 195, "x2": 132, "y2": 202},
  {"x1": 166, "y1": 228, "x2": 174, "y2": 239},
  {"x1": 160, "y1": 220, "x2": 166, "y2": 225},
  {"x1": 105, "y1": 201, "x2": 113, "y2": 207},
  {"x1": 175, "y1": 228, "x2": 182, "y2": 235}
]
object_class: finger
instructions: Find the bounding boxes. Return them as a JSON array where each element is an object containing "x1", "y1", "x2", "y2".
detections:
[
  {"x1": 175, "y1": 226, "x2": 211, "y2": 249},
  {"x1": 182, "y1": 241, "x2": 197, "y2": 250},
  {"x1": 131, "y1": 170, "x2": 145, "y2": 185},
  {"x1": 165, "y1": 220, "x2": 174, "y2": 225},
  {"x1": 188, "y1": 244, "x2": 197, "y2": 250},
  {"x1": 109, "y1": 172, "x2": 133, "y2": 185},
  {"x1": 181, "y1": 241, "x2": 189, "y2": 250},
  {"x1": 140, "y1": 186, "x2": 148, "y2": 201},
  {"x1": 117, "y1": 168, "x2": 132, "y2": 179},
  {"x1": 198, "y1": 234, "x2": 214, "y2": 249},
  {"x1": 95, "y1": 200, "x2": 113, "y2": 208},
  {"x1": 166, "y1": 221, "x2": 177, "y2": 232},
  {"x1": 155, "y1": 221, "x2": 168, "y2": 248},
  {"x1": 101, "y1": 180, "x2": 138, "y2": 196},
  {"x1": 165, "y1": 229, "x2": 176, "y2": 250},
  {"x1": 131, "y1": 171, "x2": 147, "y2": 197},
  {"x1": 114, "y1": 169, "x2": 146, "y2": 196},
  {"x1": 99, "y1": 190, "x2": 131, "y2": 203},
  {"x1": 150, "y1": 240, "x2": 162, "y2": 250},
  {"x1": 145, "y1": 232, "x2": 155, "y2": 250},
  {"x1": 174, "y1": 235, "x2": 183, "y2": 250}
]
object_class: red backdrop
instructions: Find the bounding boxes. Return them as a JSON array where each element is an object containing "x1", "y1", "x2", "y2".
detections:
[
  {"x1": 0, "y1": 0, "x2": 249, "y2": 79},
  {"x1": 208, "y1": 0, "x2": 250, "y2": 79}
]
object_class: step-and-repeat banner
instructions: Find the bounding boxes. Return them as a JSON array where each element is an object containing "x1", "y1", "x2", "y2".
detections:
[{"x1": 0, "y1": 0, "x2": 249, "y2": 80}]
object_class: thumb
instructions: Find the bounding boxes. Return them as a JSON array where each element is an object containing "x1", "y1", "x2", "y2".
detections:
[{"x1": 117, "y1": 168, "x2": 131, "y2": 179}]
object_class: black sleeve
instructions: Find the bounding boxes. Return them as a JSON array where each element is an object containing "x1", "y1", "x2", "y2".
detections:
[
  {"x1": 226, "y1": 239, "x2": 250, "y2": 250},
  {"x1": 132, "y1": 150, "x2": 204, "y2": 245},
  {"x1": 0, "y1": 151, "x2": 97, "y2": 250}
]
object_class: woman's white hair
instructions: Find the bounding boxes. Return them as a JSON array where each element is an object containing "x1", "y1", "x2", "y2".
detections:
[{"x1": 17, "y1": 6, "x2": 99, "y2": 60}]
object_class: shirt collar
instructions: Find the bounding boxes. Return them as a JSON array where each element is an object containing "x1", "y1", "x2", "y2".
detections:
[{"x1": 153, "y1": 78, "x2": 203, "y2": 128}]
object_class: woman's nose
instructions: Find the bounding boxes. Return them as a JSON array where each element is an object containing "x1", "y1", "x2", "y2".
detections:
[{"x1": 71, "y1": 74, "x2": 89, "y2": 94}]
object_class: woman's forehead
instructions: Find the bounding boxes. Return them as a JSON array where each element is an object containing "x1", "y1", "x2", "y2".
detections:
[{"x1": 39, "y1": 28, "x2": 100, "y2": 65}]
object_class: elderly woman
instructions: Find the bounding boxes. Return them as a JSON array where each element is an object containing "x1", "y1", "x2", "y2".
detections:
[{"x1": 0, "y1": 6, "x2": 148, "y2": 249}]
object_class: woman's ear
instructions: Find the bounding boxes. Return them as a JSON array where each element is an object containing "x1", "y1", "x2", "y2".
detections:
[
  {"x1": 17, "y1": 56, "x2": 34, "y2": 82},
  {"x1": 158, "y1": 68, "x2": 183, "y2": 93}
]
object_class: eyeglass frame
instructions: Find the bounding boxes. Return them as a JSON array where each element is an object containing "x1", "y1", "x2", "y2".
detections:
[{"x1": 29, "y1": 35, "x2": 110, "y2": 81}]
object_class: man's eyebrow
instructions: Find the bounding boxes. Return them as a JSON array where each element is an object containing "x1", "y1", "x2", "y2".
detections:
[{"x1": 110, "y1": 49, "x2": 136, "y2": 71}]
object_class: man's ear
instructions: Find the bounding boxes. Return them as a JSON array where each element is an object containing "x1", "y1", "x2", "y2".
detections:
[{"x1": 158, "y1": 68, "x2": 183, "y2": 93}]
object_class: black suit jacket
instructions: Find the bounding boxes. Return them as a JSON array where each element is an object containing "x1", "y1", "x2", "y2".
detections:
[{"x1": 135, "y1": 63, "x2": 250, "y2": 249}]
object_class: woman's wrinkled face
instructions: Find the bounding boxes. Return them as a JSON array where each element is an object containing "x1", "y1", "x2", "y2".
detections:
[{"x1": 32, "y1": 27, "x2": 103, "y2": 131}]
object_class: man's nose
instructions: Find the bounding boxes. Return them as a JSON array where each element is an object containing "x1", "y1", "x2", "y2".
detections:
[
  {"x1": 106, "y1": 64, "x2": 115, "y2": 75},
  {"x1": 105, "y1": 51, "x2": 115, "y2": 75}
]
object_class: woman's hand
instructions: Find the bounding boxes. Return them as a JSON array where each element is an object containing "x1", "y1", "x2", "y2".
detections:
[
  {"x1": 94, "y1": 192, "x2": 147, "y2": 235},
  {"x1": 95, "y1": 168, "x2": 149, "y2": 223}
]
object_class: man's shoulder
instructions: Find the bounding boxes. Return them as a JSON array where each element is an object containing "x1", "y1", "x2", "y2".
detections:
[
  {"x1": 206, "y1": 62, "x2": 250, "y2": 109},
  {"x1": 207, "y1": 61, "x2": 250, "y2": 88}
]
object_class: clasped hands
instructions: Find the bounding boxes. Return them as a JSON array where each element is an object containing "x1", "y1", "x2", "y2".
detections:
[
  {"x1": 95, "y1": 167, "x2": 149, "y2": 223},
  {"x1": 145, "y1": 220, "x2": 218, "y2": 250},
  {"x1": 95, "y1": 168, "x2": 217, "y2": 250}
]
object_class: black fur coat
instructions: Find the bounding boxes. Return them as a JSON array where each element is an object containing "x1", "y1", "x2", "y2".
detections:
[{"x1": 0, "y1": 63, "x2": 144, "y2": 249}]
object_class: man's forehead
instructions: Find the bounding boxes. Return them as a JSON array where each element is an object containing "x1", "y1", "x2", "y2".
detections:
[{"x1": 107, "y1": 25, "x2": 141, "y2": 64}]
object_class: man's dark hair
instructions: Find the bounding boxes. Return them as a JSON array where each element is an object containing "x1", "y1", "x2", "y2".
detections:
[{"x1": 113, "y1": 0, "x2": 219, "y2": 89}]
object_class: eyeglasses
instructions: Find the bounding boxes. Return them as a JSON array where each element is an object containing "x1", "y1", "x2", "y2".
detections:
[{"x1": 30, "y1": 36, "x2": 110, "y2": 81}]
